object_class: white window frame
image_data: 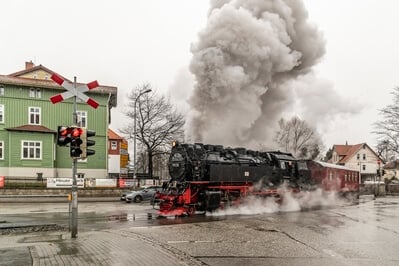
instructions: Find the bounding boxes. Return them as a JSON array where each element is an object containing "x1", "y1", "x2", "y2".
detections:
[
  {"x1": 77, "y1": 111, "x2": 87, "y2": 127},
  {"x1": 21, "y1": 140, "x2": 42, "y2": 160},
  {"x1": 111, "y1": 141, "x2": 117, "y2": 150},
  {"x1": 0, "y1": 85, "x2": 4, "y2": 96},
  {"x1": 29, "y1": 107, "x2": 41, "y2": 125},
  {"x1": 29, "y1": 88, "x2": 41, "y2": 98},
  {"x1": 36, "y1": 88, "x2": 41, "y2": 98},
  {"x1": 0, "y1": 141, "x2": 3, "y2": 160},
  {"x1": 0, "y1": 104, "x2": 4, "y2": 123}
]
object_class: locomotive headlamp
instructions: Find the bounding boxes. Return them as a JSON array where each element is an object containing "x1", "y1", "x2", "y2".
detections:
[{"x1": 172, "y1": 140, "x2": 178, "y2": 147}]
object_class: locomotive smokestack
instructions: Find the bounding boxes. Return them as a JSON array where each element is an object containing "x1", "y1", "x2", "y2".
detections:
[{"x1": 185, "y1": 0, "x2": 359, "y2": 148}]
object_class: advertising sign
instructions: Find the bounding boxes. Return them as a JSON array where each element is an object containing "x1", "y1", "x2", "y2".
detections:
[
  {"x1": 47, "y1": 178, "x2": 84, "y2": 188},
  {"x1": 119, "y1": 179, "x2": 135, "y2": 188}
]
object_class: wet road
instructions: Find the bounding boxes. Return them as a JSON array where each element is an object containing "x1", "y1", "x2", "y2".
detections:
[{"x1": 1, "y1": 196, "x2": 399, "y2": 265}]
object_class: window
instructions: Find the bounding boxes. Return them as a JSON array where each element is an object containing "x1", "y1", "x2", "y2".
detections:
[
  {"x1": 77, "y1": 111, "x2": 87, "y2": 127},
  {"x1": 111, "y1": 141, "x2": 117, "y2": 150},
  {"x1": 0, "y1": 85, "x2": 4, "y2": 96},
  {"x1": 362, "y1": 165, "x2": 366, "y2": 171},
  {"x1": 363, "y1": 154, "x2": 366, "y2": 160},
  {"x1": 356, "y1": 154, "x2": 360, "y2": 160},
  {"x1": 0, "y1": 141, "x2": 3, "y2": 159},
  {"x1": 29, "y1": 107, "x2": 41, "y2": 125},
  {"x1": 29, "y1": 88, "x2": 41, "y2": 98},
  {"x1": 0, "y1": 105, "x2": 4, "y2": 123},
  {"x1": 22, "y1": 141, "x2": 41, "y2": 159}
]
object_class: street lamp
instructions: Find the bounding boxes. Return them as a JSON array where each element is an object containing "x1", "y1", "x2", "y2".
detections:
[{"x1": 133, "y1": 88, "x2": 151, "y2": 187}]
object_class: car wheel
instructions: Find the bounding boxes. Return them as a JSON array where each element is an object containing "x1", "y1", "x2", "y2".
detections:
[{"x1": 134, "y1": 195, "x2": 143, "y2": 203}]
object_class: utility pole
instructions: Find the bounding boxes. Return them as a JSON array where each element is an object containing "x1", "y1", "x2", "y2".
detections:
[{"x1": 71, "y1": 76, "x2": 78, "y2": 238}]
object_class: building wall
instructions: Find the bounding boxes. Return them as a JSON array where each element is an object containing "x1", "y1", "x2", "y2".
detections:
[
  {"x1": 0, "y1": 77, "x2": 114, "y2": 178},
  {"x1": 108, "y1": 155, "x2": 121, "y2": 173},
  {"x1": 344, "y1": 147, "x2": 381, "y2": 177},
  {"x1": 18, "y1": 69, "x2": 51, "y2": 80}
]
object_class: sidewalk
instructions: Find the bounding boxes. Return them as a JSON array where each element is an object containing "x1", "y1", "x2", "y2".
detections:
[
  {"x1": 0, "y1": 228, "x2": 204, "y2": 266},
  {"x1": 0, "y1": 195, "x2": 120, "y2": 203}
]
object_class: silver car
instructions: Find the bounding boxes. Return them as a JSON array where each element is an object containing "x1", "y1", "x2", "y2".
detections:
[
  {"x1": 120, "y1": 190, "x2": 134, "y2": 201},
  {"x1": 125, "y1": 186, "x2": 163, "y2": 203}
]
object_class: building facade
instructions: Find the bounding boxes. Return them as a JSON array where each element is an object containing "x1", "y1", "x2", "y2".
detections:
[
  {"x1": 0, "y1": 62, "x2": 117, "y2": 179},
  {"x1": 330, "y1": 143, "x2": 384, "y2": 182},
  {"x1": 108, "y1": 128, "x2": 129, "y2": 178}
]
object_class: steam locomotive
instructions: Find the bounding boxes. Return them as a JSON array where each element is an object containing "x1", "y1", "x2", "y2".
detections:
[{"x1": 154, "y1": 141, "x2": 359, "y2": 216}]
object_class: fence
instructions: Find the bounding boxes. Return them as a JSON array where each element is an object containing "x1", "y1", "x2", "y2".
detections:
[{"x1": 1, "y1": 176, "x2": 47, "y2": 189}]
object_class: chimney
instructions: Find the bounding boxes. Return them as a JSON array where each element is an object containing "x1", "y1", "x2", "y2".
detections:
[{"x1": 25, "y1": 61, "x2": 34, "y2": 70}]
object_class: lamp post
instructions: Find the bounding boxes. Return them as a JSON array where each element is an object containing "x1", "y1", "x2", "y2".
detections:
[{"x1": 133, "y1": 89, "x2": 151, "y2": 188}]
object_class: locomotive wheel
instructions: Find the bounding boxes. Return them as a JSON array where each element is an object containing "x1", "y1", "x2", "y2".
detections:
[{"x1": 186, "y1": 206, "x2": 195, "y2": 216}]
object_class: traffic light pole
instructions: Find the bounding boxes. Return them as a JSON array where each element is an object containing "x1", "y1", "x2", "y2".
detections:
[{"x1": 71, "y1": 77, "x2": 78, "y2": 238}]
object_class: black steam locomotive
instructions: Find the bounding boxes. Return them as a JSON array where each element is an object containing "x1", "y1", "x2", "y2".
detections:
[
  {"x1": 168, "y1": 141, "x2": 303, "y2": 187},
  {"x1": 154, "y1": 141, "x2": 359, "y2": 216},
  {"x1": 155, "y1": 141, "x2": 312, "y2": 216}
]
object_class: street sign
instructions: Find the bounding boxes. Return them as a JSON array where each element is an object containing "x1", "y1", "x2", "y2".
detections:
[{"x1": 50, "y1": 74, "x2": 100, "y2": 108}]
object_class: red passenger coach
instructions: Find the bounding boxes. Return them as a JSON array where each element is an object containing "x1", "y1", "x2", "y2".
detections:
[{"x1": 306, "y1": 161, "x2": 359, "y2": 197}]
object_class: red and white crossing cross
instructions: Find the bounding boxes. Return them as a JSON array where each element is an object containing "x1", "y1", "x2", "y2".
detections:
[{"x1": 50, "y1": 74, "x2": 100, "y2": 109}]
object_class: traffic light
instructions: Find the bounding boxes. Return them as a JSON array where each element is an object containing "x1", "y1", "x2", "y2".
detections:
[
  {"x1": 57, "y1": 126, "x2": 72, "y2": 146},
  {"x1": 70, "y1": 127, "x2": 83, "y2": 158},
  {"x1": 81, "y1": 128, "x2": 96, "y2": 158}
]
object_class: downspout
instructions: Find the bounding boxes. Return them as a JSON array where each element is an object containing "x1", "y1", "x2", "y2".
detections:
[
  {"x1": 106, "y1": 93, "x2": 112, "y2": 177},
  {"x1": 8, "y1": 130, "x2": 11, "y2": 176}
]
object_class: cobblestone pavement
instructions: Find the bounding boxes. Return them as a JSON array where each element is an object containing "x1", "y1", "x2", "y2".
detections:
[{"x1": 0, "y1": 228, "x2": 205, "y2": 266}]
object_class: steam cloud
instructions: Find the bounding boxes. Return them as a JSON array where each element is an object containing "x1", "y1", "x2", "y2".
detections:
[
  {"x1": 208, "y1": 188, "x2": 349, "y2": 217},
  {"x1": 182, "y1": 0, "x2": 360, "y2": 148}
]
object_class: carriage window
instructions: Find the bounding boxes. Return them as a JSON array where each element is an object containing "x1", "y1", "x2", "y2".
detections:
[
  {"x1": 280, "y1": 161, "x2": 286, "y2": 169},
  {"x1": 297, "y1": 161, "x2": 308, "y2": 170}
]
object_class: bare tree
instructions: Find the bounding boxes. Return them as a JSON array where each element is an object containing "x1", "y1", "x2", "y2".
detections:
[
  {"x1": 120, "y1": 83, "x2": 185, "y2": 178},
  {"x1": 373, "y1": 87, "x2": 399, "y2": 160},
  {"x1": 275, "y1": 116, "x2": 323, "y2": 159}
]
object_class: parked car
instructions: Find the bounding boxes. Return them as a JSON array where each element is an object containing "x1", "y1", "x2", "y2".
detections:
[
  {"x1": 120, "y1": 190, "x2": 135, "y2": 201},
  {"x1": 125, "y1": 186, "x2": 163, "y2": 203}
]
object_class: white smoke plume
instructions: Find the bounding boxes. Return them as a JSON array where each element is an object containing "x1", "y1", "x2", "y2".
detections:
[
  {"x1": 208, "y1": 188, "x2": 349, "y2": 217},
  {"x1": 182, "y1": 0, "x2": 357, "y2": 148}
]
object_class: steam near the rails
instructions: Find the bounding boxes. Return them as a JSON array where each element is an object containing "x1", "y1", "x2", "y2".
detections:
[{"x1": 208, "y1": 188, "x2": 347, "y2": 216}]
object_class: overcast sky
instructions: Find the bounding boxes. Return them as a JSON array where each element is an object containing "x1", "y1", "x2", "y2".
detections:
[{"x1": 1, "y1": 0, "x2": 398, "y2": 152}]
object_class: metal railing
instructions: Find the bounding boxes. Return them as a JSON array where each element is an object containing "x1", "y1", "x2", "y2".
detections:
[{"x1": 1, "y1": 176, "x2": 47, "y2": 189}]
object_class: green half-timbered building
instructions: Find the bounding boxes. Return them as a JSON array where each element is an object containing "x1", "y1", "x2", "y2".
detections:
[{"x1": 0, "y1": 62, "x2": 117, "y2": 179}]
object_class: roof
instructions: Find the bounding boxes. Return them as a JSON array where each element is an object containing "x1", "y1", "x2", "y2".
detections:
[
  {"x1": 6, "y1": 125, "x2": 56, "y2": 134},
  {"x1": 0, "y1": 74, "x2": 117, "y2": 96},
  {"x1": 314, "y1": 160, "x2": 354, "y2": 171},
  {"x1": 108, "y1": 128, "x2": 127, "y2": 142},
  {"x1": 333, "y1": 143, "x2": 384, "y2": 164},
  {"x1": 0, "y1": 63, "x2": 117, "y2": 107},
  {"x1": 8, "y1": 64, "x2": 71, "y2": 82},
  {"x1": 384, "y1": 160, "x2": 399, "y2": 169}
]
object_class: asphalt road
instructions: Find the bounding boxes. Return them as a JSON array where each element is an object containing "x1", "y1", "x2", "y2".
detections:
[{"x1": 1, "y1": 196, "x2": 399, "y2": 265}]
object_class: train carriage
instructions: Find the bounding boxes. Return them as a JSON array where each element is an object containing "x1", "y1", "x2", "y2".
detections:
[{"x1": 305, "y1": 160, "x2": 359, "y2": 196}]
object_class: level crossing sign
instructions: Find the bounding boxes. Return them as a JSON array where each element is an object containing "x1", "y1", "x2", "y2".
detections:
[{"x1": 50, "y1": 74, "x2": 99, "y2": 109}]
